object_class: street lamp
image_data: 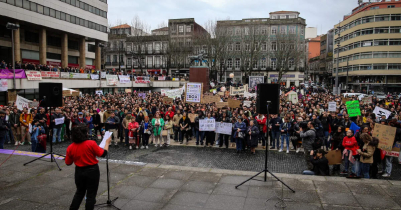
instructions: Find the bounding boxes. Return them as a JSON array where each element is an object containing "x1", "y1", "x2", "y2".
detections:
[
  {"x1": 6, "y1": 22, "x2": 20, "y2": 90},
  {"x1": 98, "y1": 43, "x2": 105, "y2": 88}
]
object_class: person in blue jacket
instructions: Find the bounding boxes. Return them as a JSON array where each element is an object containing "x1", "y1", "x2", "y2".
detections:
[
  {"x1": 233, "y1": 117, "x2": 246, "y2": 153},
  {"x1": 31, "y1": 119, "x2": 45, "y2": 153},
  {"x1": 279, "y1": 117, "x2": 291, "y2": 153}
]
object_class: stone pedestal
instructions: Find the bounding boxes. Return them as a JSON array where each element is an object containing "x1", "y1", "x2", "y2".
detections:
[{"x1": 189, "y1": 66, "x2": 210, "y2": 92}]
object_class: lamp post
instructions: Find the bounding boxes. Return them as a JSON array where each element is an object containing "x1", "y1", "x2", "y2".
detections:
[
  {"x1": 6, "y1": 22, "x2": 20, "y2": 90},
  {"x1": 98, "y1": 43, "x2": 105, "y2": 89},
  {"x1": 335, "y1": 22, "x2": 341, "y2": 95}
]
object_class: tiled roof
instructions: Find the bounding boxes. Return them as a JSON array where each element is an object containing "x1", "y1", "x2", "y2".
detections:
[{"x1": 111, "y1": 24, "x2": 130, "y2": 29}]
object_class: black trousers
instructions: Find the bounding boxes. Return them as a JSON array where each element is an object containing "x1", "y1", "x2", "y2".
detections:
[
  {"x1": 219, "y1": 134, "x2": 229, "y2": 147},
  {"x1": 70, "y1": 164, "x2": 100, "y2": 210}
]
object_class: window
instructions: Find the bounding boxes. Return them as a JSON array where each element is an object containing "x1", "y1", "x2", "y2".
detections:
[
  {"x1": 389, "y1": 39, "x2": 401, "y2": 45},
  {"x1": 262, "y1": 42, "x2": 267, "y2": 51},
  {"x1": 112, "y1": 55, "x2": 117, "y2": 62},
  {"x1": 186, "y1": 26, "x2": 191, "y2": 33},
  {"x1": 271, "y1": 58, "x2": 277, "y2": 69},
  {"x1": 228, "y1": 43, "x2": 233, "y2": 51},
  {"x1": 56, "y1": 11, "x2": 60, "y2": 19},
  {"x1": 253, "y1": 60, "x2": 258, "y2": 68},
  {"x1": 106, "y1": 55, "x2": 110, "y2": 63},
  {"x1": 235, "y1": 42, "x2": 241, "y2": 51},
  {"x1": 361, "y1": 28, "x2": 373, "y2": 35},
  {"x1": 25, "y1": 31, "x2": 39, "y2": 43},
  {"x1": 389, "y1": 52, "x2": 401, "y2": 58},
  {"x1": 245, "y1": 44, "x2": 250, "y2": 51},
  {"x1": 244, "y1": 27, "x2": 250, "y2": 35},
  {"x1": 179, "y1": 26, "x2": 184, "y2": 33},
  {"x1": 375, "y1": 15, "x2": 390, "y2": 22},
  {"x1": 261, "y1": 27, "x2": 267, "y2": 34},
  {"x1": 370, "y1": 6, "x2": 379, "y2": 10},
  {"x1": 280, "y1": 26, "x2": 286, "y2": 34},
  {"x1": 43, "y1": 7, "x2": 50, "y2": 16},
  {"x1": 391, "y1": 14, "x2": 401, "y2": 21},
  {"x1": 360, "y1": 65, "x2": 372, "y2": 70},
  {"x1": 227, "y1": 59, "x2": 233, "y2": 68},
  {"x1": 15, "y1": 0, "x2": 22, "y2": 7},
  {"x1": 147, "y1": 44, "x2": 152, "y2": 52},
  {"x1": 261, "y1": 58, "x2": 266, "y2": 68},
  {"x1": 301, "y1": 27, "x2": 304, "y2": 35},
  {"x1": 50, "y1": 8, "x2": 55, "y2": 18},
  {"x1": 360, "y1": 52, "x2": 372, "y2": 59},
  {"x1": 374, "y1": 40, "x2": 388, "y2": 46},
  {"x1": 271, "y1": 42, "x2": 277, "y2": 51},
  {"x1": 30, "y1": 2, "x2": 36, "y2": 11},
  {"x1": 236, "y1": 28, "x2": 241, "y2": 35},
  {"x1": 373, "y1": 64, "x2": 387, "y2": 70},
  {"x1": 37, "y1": 4, "x2": 43, "y2": 14},
  {"x1": 289, "y1": 26, "x2": 296, "y2": 34},
  {"x1": 289, "y1": 59, "x2": 294, "y2": 68},
  {"x1": 388, "y1": 64, "x2": 401, "y2": 70},
  {"x1": 390, "y1": 27, "x2": 401, "y2": 33},
  {"x1": 388, "y1": 5, "x2": 395, "y2": 8},
  {"x1": 373, "y1": 52, "x2": 388, "y2": 58},
  {"x1": 271, "y1": 27, "x2": 277, "y2": 35},
  {"x1": 23, "y1": 0, "x2": 29, "y2": 9},
  {"x1": 362, "y1": 16, "x2": 374, "y2": 23},
  {"x1": 88, "y1": 44, "x2": 96, "y2": 53},
  {"x1": 235, "y1": 59, "x2": 240, "y2": 69},
  {"x1": 375, "y1": 28, "x2": 389, "y2": 34}
]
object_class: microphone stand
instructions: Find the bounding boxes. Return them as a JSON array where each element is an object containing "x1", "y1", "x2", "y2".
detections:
[
  {"x1": 94, "y1": 153, "x2": 120, "y2": 209},
  {"x1": 235, "y1": 101, "x2": 295, "y2": 207}
]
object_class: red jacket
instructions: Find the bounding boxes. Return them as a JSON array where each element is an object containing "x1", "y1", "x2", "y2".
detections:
[
  {"x1": 256, "y1": 115, "x2": 267, "y2": 133},
  {"x1": 166, "y1": 111, "x2": 174, "y2": 119},
  {"x1": 342, "y1": 136, "x2": 359, "y2": 155}
]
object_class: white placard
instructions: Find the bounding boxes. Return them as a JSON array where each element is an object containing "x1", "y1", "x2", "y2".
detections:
[
  {"x1": 119, "y1": 75, "x2": 130, "y2": 83},
  {"x1": 186, "y1": 83, "x2": 202, "y2": 103},
  {"x1": 91, "y1": 74, "x2": 99, "y2": 80},
  {"x1": 96, "y1": 90, "x2": 103, "y2": 96},
  {"x1": 328, "y1": 101, "x2": 337, "y2": 112},
  {"x1": 249, "y1": 76, "x2": 264, "y2": 90},
  {"x1": 244, "y1": 91, "x2": 256, "y2": 98},
  {"x1": 161, "y1": 88, "x2": 183, "y2": 99},
  {"x1": 215, "y1": 122, "x2": 232, "y2": 135},
  {"x1": 373, "y1": 107, "x2": 391, "y2": 122},
  {"x1": 243, "y1": 101, "x2": 252, "y2": 107},
  {"x1": 55, "y1": 117, "x2": 65, "y2": 125},
  {"x1": 99, "y1": 131, "x2": 112, "y2": 149},
  {"x1": 199, "y1": 119, "x2": 215, "y2": 131},
  {"x1": 16, "y1": 95, "x2": 32, "y2": 110},
  {"x1": 0, "y1": 79, "x2": 8, "y2": 92},
  {"x1": 106, "y1": 75, "x2": 118, "y2": 86}
]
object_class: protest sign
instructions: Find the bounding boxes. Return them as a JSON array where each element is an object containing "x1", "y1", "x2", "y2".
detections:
[
  {"x1": 161, "y1": 88, "x2": 183, "y2": 99},
  {"x1": 217, "y1": 91, "x2": 224, "y2": 96},
  {"x1": 63, "y1": 90, "x2": 71, "y2": 96},
  {"x1": 96, "y1": 90, "x2": 103, "y2": 96},
  {"x1": 215, "y1": 122, "x2": 232, "y2": 135},
  {"x1": 55, "y1": 117, "x2": 65, "y2": 125},
  {"x1": 325, "y1": 150, "x2": 342, "y2": 165},
  {"x1": 230, "y1": 84, "x2": 248, "y2": 96},
  {"x1": 188, "y1": 113, "x2": 198, "y2": 123},
  {"x1": 341, "y1": 97, "x2": 351, "y2": 104},
  {"x1": 8, "y1": 90, "x2": 17, "y2": 102},
  {"x1": 25, "y1": 71, "x2": 42, "y2": 81},
  {"x1": 373, "y1": 107, "x2": 391, "y2": 122},
  {"x1": 125, "y1": 89, "x2": 132, "y2": 93},
  {"x1": 162, "y1": 97, "x2": 173, "y2": 105},
  {"x1": 346, "y1": 100, "x2": 361, "y2": 117},
  {"x1": 0, "y1": 79, "x2": 8, "y2": 92},
  {"x1": 72, "y1": 91, "x2": 80, "y2": 97},
  {"x1": 91, "y1": 74, "x2": 99, "y2": 80},
  {"x1": 29, "y1": 101, "x2": 39, "y2": 108},
  {"x1": 372, "y1": 124, "x2": 397, "y2": 152},
  {"x1": 249, "y1": 76, "x2": 264, "y2": 90},
  {"x1": 16, "y1": 95, "x2": 32, "y2": 110},
  {"x1": 41, "y1": 71, "x2": 60, "y2": 78},
  {"x1": 228, "y1": 99, "x2": 241, "y2": 108},
  {"x1": 186, "y1": 83, "x2": 202, "y2": 103},
  {"x1": 244, "y1": 91, "x2": 256, "y2": 98},
  {"x1": 138, "y1": 93, "x2": 146, "y2": 99},
  {"x1": 119, "y1": 75, "x2": 130, "y2": 83},
  {"x1": 216, "y1": 102, "x2": 228, "y2": 108},
  {"x1": 386, "y1": 142, "x2": 401, "y2": 157},
  {"x1": 243, "y1": 101, "x2": 252, "y2": 108},
  {"x1": 361, "y1": 96, "x2": 372, "y2": 105},
  {"x1": 199, "y1": 119, "x2": 215, "y2": 131},
  {"x1": 106, "y1": 75, "x2": 118, "y2": 86},
  {"x1": 203, "y1": 95, "x2": 220, "y2": 104},
  {"x1": 328, "y1": 101, "x2": 337, "y2": 112}
]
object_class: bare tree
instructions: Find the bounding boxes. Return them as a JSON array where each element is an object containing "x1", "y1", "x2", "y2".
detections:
[
  {"x1": 107, "y1": 19, "x2": 127, "y2": 73},
  {"x1": 128, "y1": 15, "x2": 150, "y2": 75},
  {"x1": 269, "y1": 32, "x2": 306, "y2": 82}
]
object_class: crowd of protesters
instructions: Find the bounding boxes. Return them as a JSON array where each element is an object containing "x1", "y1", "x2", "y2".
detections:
[{"x1": 0, "y1": 82, "x2": 400, "y2": 178}]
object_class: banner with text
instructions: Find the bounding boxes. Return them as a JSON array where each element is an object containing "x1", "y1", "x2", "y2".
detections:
[
  {"x1": 0, "y1": 79, "x2": 8, "y2": 92},
  {"x1": 215, "y1": 122, "x2": 232, "y2": 135},
  {"x1": 16, "y1": 95, "x2": 32, "y2": 110},
  {"x1": 186, "y1": 83, "x2": 202, "y2": 103},
  {"x1": 0, "y1": 69, "x2": 26, "y2": 79},
  {"x1": 119, "y1": 75, "x2": 130, "y2": 83},
  {"x1": 230, "y1": 84, "x2": 248, "y2": 96},
  {"x1": 91, "y1": 74, "x2": 99, "y2": 80},
  {"x1": 346, "y1": 100, "x2": 361, "y2": 117},
  {"x1": 41, "y1": 71, "x2": 60, "y2": 78},
  {"x1": 199, "y1": 119, "x2": 215, "y2": 131},
  {"x1": 106, "y1": 75, "x2": 118, "y2": 86},
  {"x1": 25, "y1": 71, "x2": 42, "y2": 81}
]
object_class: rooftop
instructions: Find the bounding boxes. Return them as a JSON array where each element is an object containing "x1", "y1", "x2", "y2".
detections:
[
  {"x1": 269, "y1": 11, "x2": 300, "y2": 14},
  {"x1": 110, "y1": 24, "x2": 131, "y2": 29}
]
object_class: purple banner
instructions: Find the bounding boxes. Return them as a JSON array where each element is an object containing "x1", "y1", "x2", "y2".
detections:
[
  {"x1": 0, "y1": 69, "x2": 27, "y2": 79},
  {"x1": 138, "y1": 93, "x2": 146, "y2": 99}
]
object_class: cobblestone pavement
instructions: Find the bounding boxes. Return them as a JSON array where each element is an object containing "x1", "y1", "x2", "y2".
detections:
[
  {"x1": 1, "y1": 153, "x2": 401, "y2": 210},
  {"x1": 3, "y1": 141, "x2": 401, "y2": 180}
]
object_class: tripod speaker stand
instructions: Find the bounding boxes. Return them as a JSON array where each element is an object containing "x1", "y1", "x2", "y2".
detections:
[{"x1": 235, "y1": 84, "x2": 295, "y2": 207}]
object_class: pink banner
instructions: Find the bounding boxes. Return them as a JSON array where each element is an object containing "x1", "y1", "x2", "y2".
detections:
[{"x1": 0, "y1": 69, "x2": 26, "y2": 79}]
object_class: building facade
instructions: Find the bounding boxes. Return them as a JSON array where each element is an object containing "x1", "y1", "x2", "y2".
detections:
[
  {"x1": 0, "y1": 0, "x2": 108, "y2": 70},
  {"x1": 333, "y1": 0, "x2": 401, "y2": 93},
  {"x1": 215, "y1": 11, "x2": 306, "y2": 86}
]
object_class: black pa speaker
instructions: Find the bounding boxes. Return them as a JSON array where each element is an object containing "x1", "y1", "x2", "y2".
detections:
[
  {"x1": 39, "y1": 83, "x2": 63, "y2": 107},
  {"x1": 256, "y1": 84, "x2": 280, "y2": 114}
]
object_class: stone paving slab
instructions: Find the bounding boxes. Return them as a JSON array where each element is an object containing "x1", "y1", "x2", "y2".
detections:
[{"x1": 1, "y1": 153, "x2": 401, "y2": 210}]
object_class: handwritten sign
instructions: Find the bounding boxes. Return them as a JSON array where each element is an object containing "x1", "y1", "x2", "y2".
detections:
[
  {"x1": 162, "y1": 97, "x2": 173, "y2": 105},
  {"x1": 346, "y1": 100, "x2": 361, "y2": 117},
  {"x1": 186, "y1": 83, "x2": 202, "y2": 103},
  {"x1": 328, "y1": 101, "x2": 337, "y2": 112},
  {"x1": 361, "y1": 96, "x2": 372, "y2": 105},
  {"x1": 230, "y1": 84, "x2": 248, "y2": 96},
  {"x1": 325, "y1": 150, "x2": 342, "y2": 165},
  {"x1": 25, "y1": 71, "x2": 42, "y2": 81},
  {"x1": 199, "y1": 119, "x2": 215, "y2": 131},
  {"x1": 243, "y1": 101, "x2": 251, "y2": 108},
  {"x1": 215, "y1": 122, "x2": 232, "y2": 135},
  {"x1": 216, "y1": 102, "x2": 228, "y2": 109},
  {"x1": 55, "y1": 117, "x2": 65, "y2": 125},
  {"x1": 188, "y1": 113, "x2": 198, "y2": 123},
  {"x1": 342, "y1": 97, "x2": 351, "y2": 104},
  {"x1": 228, "y1": 99, "x2": 241, "y2": 108},
  {"x1": 125, "y1": 89, "x2": 132, "y2": 93},
  {"x1": 204, "y1": 95, "x2": 219, "y2": 104},
  {"x1": 161, "y1": 88, "x2": 183, "y2": 99},
  {"x1": 372, "y1": 124, "x2": 397, "y2": 152},
  {"x1": 16, "y1": 95, "x2": 32, "y2": 110}
]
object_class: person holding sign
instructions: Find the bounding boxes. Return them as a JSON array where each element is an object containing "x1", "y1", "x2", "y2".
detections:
[
  {"x1": 19, "y1": 108, "x2": 32, "y2": 145},
  {"x1": 357, "y1": 134, "x2": 378, "y2": 179},
  {"x1": 247, "y1": 120, "x2": 260, "y2": 155},
  {"x1": 204, "y1": 113, "x2": 215, "y2": 147},
  {"x1": 179, "y1": 112, "x2": 191, "y2": 145},
  {"x1": 218, "y1": 112, "x2": 230, "y2": 148},
  {"x1": 194, "y1": 112, "x2": 205, "y2": 146},
  {"x1": 65, "y1": 125, "x2": 111, "y2": 210}
]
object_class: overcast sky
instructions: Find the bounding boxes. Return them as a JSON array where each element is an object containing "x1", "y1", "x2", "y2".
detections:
[{"x1": 107, "y1": 0, "x2": 360, "y2": 35}]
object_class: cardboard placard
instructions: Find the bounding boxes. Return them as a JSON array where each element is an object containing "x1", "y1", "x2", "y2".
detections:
[
  {"x1": 325, "y1": 150, "x2": 342, "y2": 165},
  {"x1": 361, "y1": 96, "x2": 372, "y2": 105},
  {"x1": 346, "y1": 100, "x2": 361, "y2": 117},
  {"x1": 203, "y1": 95, "x2": 220, "y2": 104},
  {"x1": 8, "y1": 90, "x2": 17, "y2": 102},
  {"x1": 342, "y1": 97, "x2": 351, "y2": 104},
  {"x1": 386, "y1": 142, "x2": 401, "y2": 157},
  {"x1": 228, "y1": 99, "x2": 241, "y2": 108},
  {"x1": 162, "y1": 97, "x2": 173, "y2": 105},
  {"x1": 72, "y1": 91, "x2": 80, "y2": 97},
  {"x1": 217, "y1": 91, "x2": 224, "y2": 96},
  {"x1": 372, "y1": 124, "x2": 397, "y2": 152},
  {"x1": 63, "y1": 90, "x2": 71, "y2": 96},
  {"x1": 188, "y1": 113, "x2": 198, "y2": 123},
  {"x1": 125, "y1": 89, "x2": 132, "y2": 93},
  {"x1": 216, "y1": 102, "x2": 228, "y2": 109}
]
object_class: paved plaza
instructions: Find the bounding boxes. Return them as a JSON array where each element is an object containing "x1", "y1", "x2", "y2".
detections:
[{"x1": 1, "y1": 149, "x2": 401, "y2": 210}]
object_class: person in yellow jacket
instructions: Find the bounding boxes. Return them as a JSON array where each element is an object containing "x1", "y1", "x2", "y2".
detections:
[{"x1": 19, "y1": 107, "x2": 32, "y2": 145}]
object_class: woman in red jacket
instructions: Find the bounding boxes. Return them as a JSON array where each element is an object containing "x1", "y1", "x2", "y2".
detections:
[{"x1": 341, "y1": 129, "x2": 360, "y2": 177}]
